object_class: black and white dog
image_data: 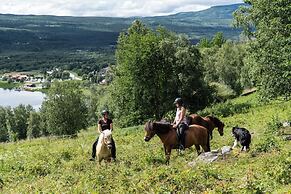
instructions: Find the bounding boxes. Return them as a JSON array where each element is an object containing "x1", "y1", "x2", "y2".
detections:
[{"x1": 232, "y1": 127, "x2": 251, "y2": 151}]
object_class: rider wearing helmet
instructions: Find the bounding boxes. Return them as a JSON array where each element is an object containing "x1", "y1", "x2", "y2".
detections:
[
  {"x1": 90, "y1": 110, "x2": 116, "y2": 161},
  {"x1": 173, "y1": 98, "x2": 188, "y2": 150}
]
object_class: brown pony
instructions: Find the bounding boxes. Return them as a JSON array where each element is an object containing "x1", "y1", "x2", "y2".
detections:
[
  {"x1": 189, "y1": 114, "x2": 224, "y2": 140},
  {"x1": 144, "y1": 121, "x2": 210, "y2": 164}
]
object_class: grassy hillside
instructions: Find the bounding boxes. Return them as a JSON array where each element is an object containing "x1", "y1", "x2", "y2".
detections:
[{"x1": 1, "y1": 93, "x2": 290, "y2": 193}]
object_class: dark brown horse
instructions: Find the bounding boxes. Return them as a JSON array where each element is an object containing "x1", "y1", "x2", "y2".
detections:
[
  {"x1": 144, "y1": 121, "x2": 210, "y2": 164},
  {"x1": 189, "y1": 114, "x2": 224, "y2": 140}
]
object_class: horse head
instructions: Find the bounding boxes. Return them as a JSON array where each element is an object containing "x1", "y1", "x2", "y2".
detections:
[
  {"x1": 144, "y1": 121, "x2": 156, "y2": 142},
  {"x1": 218, "y1": 122, "x2": 225, "y2": 136},
  {"x1": 207, "y1": 115, "x2": 224, "y2": 136},
  {"x1": 101, "y1": 129, "x2": 113, "y2": 149}
]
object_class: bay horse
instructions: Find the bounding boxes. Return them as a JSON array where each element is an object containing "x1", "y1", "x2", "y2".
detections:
[
  {"x1": 189, "y1": 114, "x2": 224, "y2": 140},
  {"x1": 96, "y1": 129, "x2": 114, "y2": 164},
  {"x1": 144, "y1": 121, "x2": 210, "y2": 164}
]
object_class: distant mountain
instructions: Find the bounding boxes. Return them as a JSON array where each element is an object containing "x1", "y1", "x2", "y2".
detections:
[
  {"x1": 0, "y1": 3, "x2": 245, "y2": 71},
  {"x1": 0, "y1": 3, "x2": 245, "y2": 52}
]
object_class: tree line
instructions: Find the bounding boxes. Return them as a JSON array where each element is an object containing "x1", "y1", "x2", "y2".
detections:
[{"x1": 0, "y1": 81, "x2": 89, "y2": 142}]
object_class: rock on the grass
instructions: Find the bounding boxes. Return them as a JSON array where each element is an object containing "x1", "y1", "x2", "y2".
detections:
[
  {"x1": 188, "y1": 146, "x2": 233, "y2": 167},
  {"x1": 283, "y1": 135, "x2": 291, "y2": 141},
  {"x1": 197, "y1": 152, "x2": 219, "y2": 163},
  {"x1": 221, "y1": 146, "x2": 232, "y2": 155},
  {"x1": 188, "y1": 152, "x2": 219, "y2": 167}
]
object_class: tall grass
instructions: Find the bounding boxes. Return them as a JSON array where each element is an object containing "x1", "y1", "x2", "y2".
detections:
[{"x1": 0, "y1": 94, "x2": 290, "y2": 193}]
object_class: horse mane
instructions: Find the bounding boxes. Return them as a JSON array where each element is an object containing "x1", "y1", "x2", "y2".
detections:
[
  {"x1": 145, "y1": 121, "x2": 173, "y2": 134},
  {"x1": 153, "y1": 122, "x2": 173, "y2": 134},
  {"x1": 206, "y1": 115, "x2": 224, "y2": 127},
  {"x1": 102, "y1": 129, "x2": 112, "y2": 137}
]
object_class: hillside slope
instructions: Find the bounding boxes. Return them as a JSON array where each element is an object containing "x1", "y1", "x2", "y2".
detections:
[
  {"x1": 0, "y1": 4, "x2": 244, "y2": 52},
  {"x1": 0, "y1": 3, "x2": 245, "y2": 72},
  {"x1": 0, "y1": 94, "x2": 290, "y2": 193}
]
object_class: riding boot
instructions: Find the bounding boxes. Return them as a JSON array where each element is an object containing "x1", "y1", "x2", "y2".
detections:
[
  {"x1": 176, "y1": 128, "x2": 182, "y2": 150},
  {"x1": 178, "y1": 125, "x2": 185, "y2": 150},
  {"x1": 111, "y1": 138, "x2": 116, "y2": 161},
  {"x1": 90, "y1": 137, "x2": 99, "y2": 161},
  {"x1": 181, "y1": 131, "x2": 185, "y2": 150}
]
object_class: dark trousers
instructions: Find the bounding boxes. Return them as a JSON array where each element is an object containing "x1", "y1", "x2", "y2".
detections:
[
  {"x1": 177, "y1": 123, "x2": 188, "y2": 147},
  {"x1": 92, "y1": 137, "x2": 116, "y2": 159}
]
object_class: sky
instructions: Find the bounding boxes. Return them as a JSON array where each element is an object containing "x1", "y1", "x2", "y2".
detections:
[{"x1": 0, "y1": 0, "x2": 243, "y2": 17}]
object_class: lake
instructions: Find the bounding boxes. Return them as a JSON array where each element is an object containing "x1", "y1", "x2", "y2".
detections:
[{"x1": 0, "y1": 88, "x2": 45, "y2": 110}]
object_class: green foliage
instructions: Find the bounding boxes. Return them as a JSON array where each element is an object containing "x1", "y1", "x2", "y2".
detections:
[
  {"x1": 0, "y1": 105, "x2": 35, "y2": 142},
  {"x1": 10, "y1": 105, "x2": 33, "y2": 140},
  {"x1": 43, "y1": 81, "x2": 88, "y2": 135},
  {"x1": 27, "y1": 112, "x2": 42, "y2": 139},
  {"x1": 47, "y1": 68, "x2": 71, "y2": 81},
  {"x1": 211, "y1": 32, "x2": 226, "y2": 47},
  {"x1": 0, "y1": 107, "x2": 9, "y2": 142},
  {"x1": 111, "y1": 21, "x2": 212, "y2": 127},
  {"x1": 0, "y1": 81, "x2": 20, "y2": 90},
  {"x1": 198, "y1": 37, "x2": 212, "y2": 48},
  {"x1": 265, "y1": 116, "x2": 283, "y2": 135},
  {"x1": 275, "y1": 156, "x2": 291, "y2": 185},
  {"x1": 198, "y1": 100, "x2": 251, "y2": 117},
  {"x1": 200, "y1": 40, "x2": 246, "y2": 95},
  {"x1": 234, "y1": 0, "x2": 291, "y2": 99},
  {"x1": 198, "y1": 32, "x2": 226, "y2": 48},
  {"x1": 84, "y1": 85, "x2": 114, "y2": 126},
  {"x1": 254, "y1": 136, "x2": 281, "y2": 154},
  {"x1": 210, "y1": 82, "x2": 237, "y2": 101}
]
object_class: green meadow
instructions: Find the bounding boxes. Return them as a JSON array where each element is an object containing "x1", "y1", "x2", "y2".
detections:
[{"x1": 0, "y1": 94, "x2": 290, "y2": 193}]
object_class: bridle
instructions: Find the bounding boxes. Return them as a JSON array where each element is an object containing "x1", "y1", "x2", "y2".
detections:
[{"x1": 144, "y1": 122, "x2": 156, "y2": 141}]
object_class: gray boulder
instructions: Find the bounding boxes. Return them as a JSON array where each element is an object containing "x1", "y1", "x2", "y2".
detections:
[{"x1": 188, "y1": 145, "x2": 233, "y2": 167}]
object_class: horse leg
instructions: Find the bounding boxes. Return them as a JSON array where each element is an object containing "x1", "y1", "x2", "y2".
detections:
[
  {"x1": 209, "y1": 130, "x2": 213, "y2": 140},
  {"x1": 165, "y1": 146, "x2": 172, "y2": 165},
  {"x1": 202, "y1": 145, "x2": 210, "y2": 152},
  {"x1": 164, "y1": 145, "x2": 167, "y2": 155},
  {"x1": 195, "y1": 145, "x2": 201, "y2": 155},
  {"x1": 207, "y1": 136, "x2": 211, "y2": 151},
  {"x1": 98, "y1": 157, "x2": 102, "y2": 165}
]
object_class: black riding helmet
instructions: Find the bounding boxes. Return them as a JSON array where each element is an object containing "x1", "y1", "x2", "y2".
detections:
[
  {"x1": 101, "y1": 110, "x2": 109, "y2": 116},
  {"x1": 173, "y1": 98, "x2": 183, "y2": 106}
]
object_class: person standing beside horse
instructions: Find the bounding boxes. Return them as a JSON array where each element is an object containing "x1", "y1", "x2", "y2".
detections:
[
  {"x1": 172, "y1": 98, "x2": 188, "y2": 150},
  {"x1": 89, "y1": 110, "x2": 116, "y2": 161}
]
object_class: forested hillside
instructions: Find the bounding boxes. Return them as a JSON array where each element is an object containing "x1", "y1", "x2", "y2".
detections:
[{"x1": 0, "y1": 4, "x2": 244, "y2": 72}]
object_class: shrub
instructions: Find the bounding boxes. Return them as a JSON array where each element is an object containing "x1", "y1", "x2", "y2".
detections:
[
  {"x1": 198, "y1": 101, "x2": 251, "y2": 117},
  {"x1": 27, "y1": 112, "x2": 42, "y2": 139},
  {"x1": 265, "y1": 116, "x2": 283, "y2": 135},
  {"x1": 43, "y1": 81, "x2": 88, "y2": 136},
  {"x1": 276, "y1": 157, "x2": 291, "y2": 185},
  {"x1": 254, "y1": 136, "x2": 280, "y2": 153}
]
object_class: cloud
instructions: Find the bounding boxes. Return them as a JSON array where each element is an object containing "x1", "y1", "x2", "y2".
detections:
[{"x1": 0, "y1": 0, "x2": 243, "y2": 17}]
